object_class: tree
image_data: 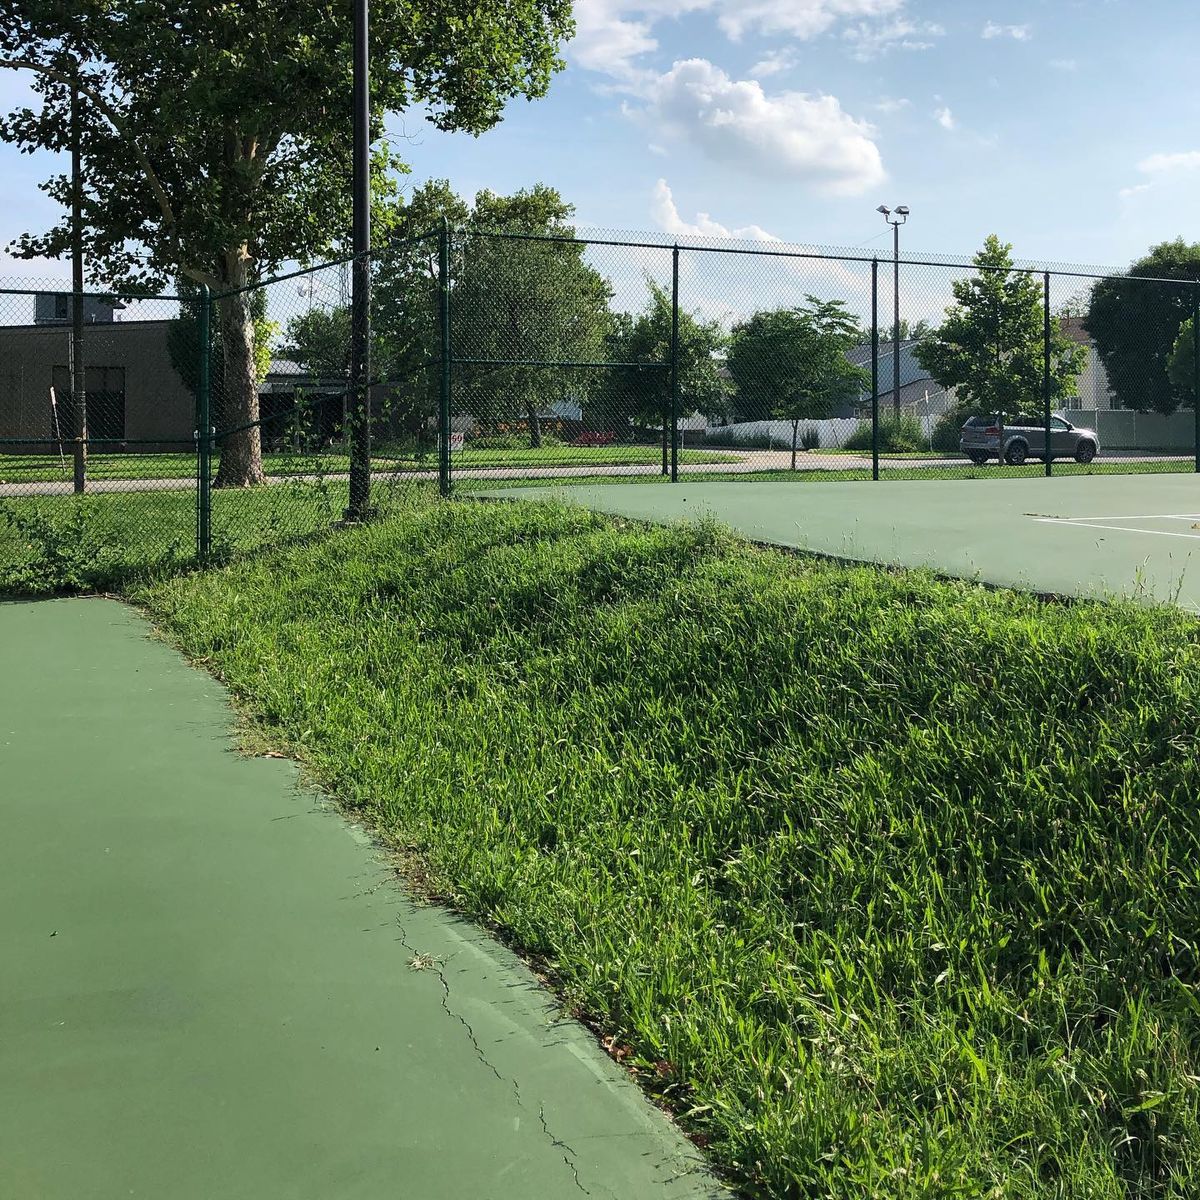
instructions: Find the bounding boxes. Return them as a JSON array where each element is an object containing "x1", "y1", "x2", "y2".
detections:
[
  {"x1": 452, "y1": 186, "x2": 613, "y2": 447},
  {"x1": 599, "y1": 282, "x2": 728, "y2": 436},
  {"x1": 1, "y1": 0, "x2": 572, "y2": 483},
  {"x1": 1085, "y1": 239, "x2": 1200, "y2": 414},
  {"x1": 166, "y1": 278, "x2": 274, "y2": 427},
  {"x1": 727, "y1": 299, "x2": 867, "y2": 469},
  {"x1": 916, "y1": 235, "x2": 1084, "y2": 417},
  {"x1": 871, "y1": 317, "x2": 931, "y2": 344},
  {"x1": 1168, "y1": 317, "x2": 1199, "y2": 403}
]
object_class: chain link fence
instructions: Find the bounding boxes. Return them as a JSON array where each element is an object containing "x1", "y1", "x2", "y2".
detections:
[{"x1": 4, "y1": 229, "x2": 1200, "y2": 591}]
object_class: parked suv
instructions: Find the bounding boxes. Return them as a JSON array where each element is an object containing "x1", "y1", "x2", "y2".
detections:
[{"x1": 959, "y1": 413, "x2": 1099, "y2": 465}]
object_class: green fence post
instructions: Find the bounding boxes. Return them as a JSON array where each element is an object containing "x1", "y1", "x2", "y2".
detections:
[
  {"x1": 439, "y1": 219, "x2": 452, "y2": 497},
  {"x1": 1193, "y1": 288, "x2": 1199, "y2": 474},
  {"x1": 670, "y1": 244, "x2": 680, "y2": 483},
  {"x1": 1043, "y1": 272, "x2": 1052, "y2": 478},
  {"x1": 871, "y1": 258, "x2": 880, "y2": 481},
  {"x1": 197, "y1": 285, "x2": 212, "y2": 561}
]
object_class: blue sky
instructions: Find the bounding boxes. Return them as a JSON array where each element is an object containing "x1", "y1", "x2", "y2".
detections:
[
  {"x1": 3, "y1": 0, "x2": 1199, "y2": 280},
  {"x1": 387, "y1": 0, "x2": 1200, "y2": 270}
]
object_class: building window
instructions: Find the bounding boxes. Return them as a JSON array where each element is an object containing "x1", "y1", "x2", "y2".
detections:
[
  {"x1": 53, "y1": 293, "x2": 69, "y2": 320},
  {"x1": 50, "y1": 365, "x2": 126, "y2": 441}
]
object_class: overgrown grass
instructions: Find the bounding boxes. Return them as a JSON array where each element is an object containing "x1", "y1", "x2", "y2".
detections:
[
  {"x1": 0, "y1": 478, "x2": 434, "y2": 594},
  {"x1": 134, "y1": 495, "x2": 1200, "y2": 1198}
]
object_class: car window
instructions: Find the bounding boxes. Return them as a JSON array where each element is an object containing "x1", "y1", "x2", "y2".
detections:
[{"x1": 1050, "y1": 417, "x2": 1070, "y2": 431}]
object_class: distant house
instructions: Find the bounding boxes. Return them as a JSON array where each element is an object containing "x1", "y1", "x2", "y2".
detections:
[
  {"x1": 1059, "y1": 315, "x2": 1115, "y2": 409},
  {"x1": 844, "y1": 338, "x2": 946, "y2": 417}
]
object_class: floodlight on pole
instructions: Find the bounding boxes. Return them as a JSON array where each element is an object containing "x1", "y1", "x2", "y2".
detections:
[{"x1": 878, "y1": 203, "x2": 910, "y2": 424}]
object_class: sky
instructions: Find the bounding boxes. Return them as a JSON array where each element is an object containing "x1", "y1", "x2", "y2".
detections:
[{"x1": 2, "y1": 0, "x2": 1199, "y2": 287}]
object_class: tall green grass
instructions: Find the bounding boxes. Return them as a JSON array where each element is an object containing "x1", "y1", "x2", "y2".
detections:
[{"x1": 135, "y1": 496, "x2": 1200, "y2": 1197}]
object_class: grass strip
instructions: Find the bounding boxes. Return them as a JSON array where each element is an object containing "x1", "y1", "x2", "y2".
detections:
[{"x1": 135, "y1": 494, "x2": 1200, "y2": 1198}]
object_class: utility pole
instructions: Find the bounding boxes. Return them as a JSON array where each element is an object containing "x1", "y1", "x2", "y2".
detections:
[
  {"x1": 71, "y1": 75, "x2": 86, "y2": 494},
  {"x1": 346, "y1": 0, "x2": 372, "y2": 519},
  {"x1": 876, "y1": 204, "x2": 910, "y2": 426}
]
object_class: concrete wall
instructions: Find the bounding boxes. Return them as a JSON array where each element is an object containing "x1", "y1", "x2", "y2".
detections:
[{"x1": 0, "y1": 321, "x2": 193, "y2": 450}]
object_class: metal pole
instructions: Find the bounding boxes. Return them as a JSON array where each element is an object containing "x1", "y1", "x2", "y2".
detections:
[
  {"x1": 346, "y1": 0, "x2": 372, "y2": 518},
  {"x1": 71, "y1": 78, "x2": 86, "y2": 494},
  {"x1": 439, "y1": 220, "x2": 452, "y2": 497},
  {"x1": 197, "y1": 286, "x2": 212, "y2": 560},
  {"x1": 892, "y1": 222, "x2": 901, "y2": 426},
  {"x1": 1193, "y1": 288, "x2": 1199, "y2": 474},
  {"x1": 670, "y1": 245, "x2": 680, "y2": 483},
  {"x1": 871, "y1": 258, "x2": 880, "y2": 481},
  {"x1": 1043, "y1": 272, "x2": 1052, "y2": 477}
]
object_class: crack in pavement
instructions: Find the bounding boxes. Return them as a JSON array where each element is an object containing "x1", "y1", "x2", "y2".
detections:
[
  {"x1": 391, "y1": 912, "x2": 599, "y2": 1191},
  {"x1": 539, "y1": 1101, "x2": 591, "y2": 1196}
]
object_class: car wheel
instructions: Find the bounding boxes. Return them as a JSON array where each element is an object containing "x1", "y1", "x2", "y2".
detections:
[
  {"x1": 1004, "y1": 440, "x2": 1028, "y2": 466},
  {"x1": 967, "y1": 452, "x2": 989, "y2": 466},
  {"x1": 1074, "y1": 440, "x2": 1097, "y2": 464}
]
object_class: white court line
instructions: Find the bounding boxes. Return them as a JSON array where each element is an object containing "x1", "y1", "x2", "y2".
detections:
[
  {"x1": 1033, "y1": 517, "x2": 1200, "y2": 541},
  {"x1": 1036, "y1": 513, "x2": 1200, "y2": 522}
]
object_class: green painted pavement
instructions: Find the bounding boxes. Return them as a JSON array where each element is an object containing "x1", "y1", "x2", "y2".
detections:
[
  {"x1": 500, "y1": 474, "x2": 1200, "y2": 610},
  {"x1": 0, "y1": 598, "x2": 722, "y2": 1200}
]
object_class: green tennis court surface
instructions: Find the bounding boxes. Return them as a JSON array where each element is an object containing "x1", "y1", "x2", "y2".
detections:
[
  {"x1": 501, "y1": 474, "x2": 1200, "y2": 611},
  {"x1": 0, "y1": 599, "x2": 719, "y2": 1200}
]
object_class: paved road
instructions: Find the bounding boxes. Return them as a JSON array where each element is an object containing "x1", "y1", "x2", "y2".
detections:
[
  {"x1": 2, "y1": 450, "x2": 1194, "y2": 498},
  {"x1": 0, "y1": 598, "x2": 722, "y2": 1200}
]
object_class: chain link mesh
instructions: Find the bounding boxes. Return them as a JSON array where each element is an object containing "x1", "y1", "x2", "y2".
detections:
[{"x1": 4, "y1": 231, "x2": 1199, "y2": 592}]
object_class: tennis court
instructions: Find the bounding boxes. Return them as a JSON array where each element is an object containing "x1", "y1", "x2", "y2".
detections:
[
  {"x1": 502, "y1": 474, "x2": 1200, "y2": 611},
  {"x1": 0, "y1": 599, "x2": 718, "y2": 1200}
]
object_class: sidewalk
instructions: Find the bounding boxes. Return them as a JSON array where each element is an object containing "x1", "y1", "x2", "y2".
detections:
[{"x1": 0, "y1": 598, "x2": 722, "y2": 1200}]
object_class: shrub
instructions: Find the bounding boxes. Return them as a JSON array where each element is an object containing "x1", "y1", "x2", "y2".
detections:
[
  {"x1": 842, "y1": 415, "x2": 926, "y2": 453},
  {"x1": 467, "y1": 432, "x2": 564, "y2": 451}
]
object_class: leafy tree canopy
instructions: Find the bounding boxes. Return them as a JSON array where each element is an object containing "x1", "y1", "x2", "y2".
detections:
[
  {"x1": 0, "y1": 0, "x2": 573, "y2": 481},
  {"x1": 916, "y1": 235, "x2": 1084, "y2": 416},
  {"x1": 1084, "y1": 239, "x2": 1200, "y2": 414},
  {"x1": 599, "y1": 281, "x2": 728, "y2": 433}
]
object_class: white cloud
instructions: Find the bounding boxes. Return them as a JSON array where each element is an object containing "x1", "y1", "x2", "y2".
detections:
[
  {"x1": 1048, "y1": 58, "x2": 1077, "y2": 71},
  {"x1": 1119, "y1": 183, "x2": 1153, "y2": 199},
  {"x1": 749, "y1": 49, "x2": 796, "y2": 77},
  {"x1": 843, "y1": 17, "x2": 944, "y2": 60},
  {"x1": 569, "y1": 0, "x2": 928, "y2": 77},
  {"x1": 651, "y1": 178, "x2": 778, "y2": 239},
  {"x1": 1138, "y1": 150, "x2": 1200, "y2": 174},
  {"x1": 982, "y1": 21, "x2": 1031, "y2": 40},
  {"x1": 717, "y1": 0, "x2": 904, "y2": 42},
  {"x1": 934, "y1": 105, "x2": 955, "y2": 131},
  {"x1": 873, "y1": 96, "x2": 911, "y2": 114},
  {"x1": 640, "y1": 59, "x2": 885, "y2": 194},
  {"x1": 569, "y1": 1, "x2": 660, "y2": 78}
]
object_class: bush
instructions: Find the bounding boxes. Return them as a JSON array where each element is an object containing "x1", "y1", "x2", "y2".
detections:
[
  {"x1": 800, "y1": 426, "x2": 821, "y2": 451},
  {"x1": 704, "y1": 430, "x2": 781, "y2": 450},
  {"x1": 931, "y1": 405, "x2": 978, "y2": 452},
  {"x1": 467, "y1": 432, "x2": 564, "y2": 451},
  {"x1": 842, "y1": 415, "x2": 926, "y2": 453}
]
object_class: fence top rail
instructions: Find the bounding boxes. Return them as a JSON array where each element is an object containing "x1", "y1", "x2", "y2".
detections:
[
  {"x1": 445, "y1": 226, "x2": 1200, "y2": 288},
  {"x1": 0, "y1": 285, "x2": 186, "y2": 302}
]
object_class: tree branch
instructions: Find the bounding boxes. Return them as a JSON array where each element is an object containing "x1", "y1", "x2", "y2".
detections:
[{"x1": 0, "y1": 56, "x2": 180, "y2": 258}]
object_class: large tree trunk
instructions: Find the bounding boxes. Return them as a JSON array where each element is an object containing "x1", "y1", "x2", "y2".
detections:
[
  {"x1": 213, "y1": 252, "x2": 265, "y2": 488},
  {"x1": 526, "y1": 401, "x2": 542, "y2": 449},
  {"x1": 791, "y1": 420, "x2": 799, "y2": 471}
]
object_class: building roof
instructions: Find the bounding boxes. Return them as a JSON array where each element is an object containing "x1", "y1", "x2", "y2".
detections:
[{"x1": 846, "y1": 339, "x2": 929, "y2": 389}]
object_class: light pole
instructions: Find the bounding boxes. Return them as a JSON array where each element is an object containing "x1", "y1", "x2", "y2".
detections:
[{"x1": 877, "y1": 204, "x2": 909, "y2": 425}]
